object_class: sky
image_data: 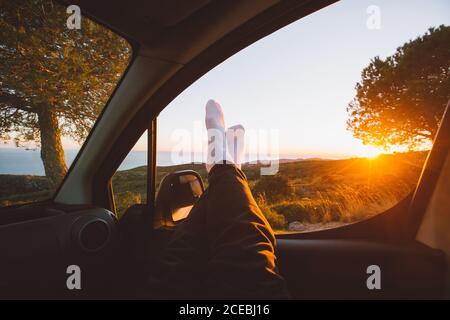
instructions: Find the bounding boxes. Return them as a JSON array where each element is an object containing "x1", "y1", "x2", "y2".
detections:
[
  {"x1": 150, "y1": 0, "x2": 450, "y2": 160},
  {"x1": 2, "y1": 0, "x2": 449, "y2": 162}
]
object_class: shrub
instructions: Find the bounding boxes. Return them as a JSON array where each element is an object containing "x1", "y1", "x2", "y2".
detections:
[
  {"x1": 272, "y1": 199, "x2": 343, "y2": 224},
  {"x1": 259, "y1": 204, "x2": 287, "y2": 230},
  {"x1": 255, "y1": 193, "x2": 287, "y2": 230},
  {"x1": 272, "y1": 202, "x2": 311, "y2": 223},
  {"x1": 253, "y1": 175, "x2": 292, "y2": 203},
  {"x1": 115, "y1": 191, "x2": 142, "y2": 218}
]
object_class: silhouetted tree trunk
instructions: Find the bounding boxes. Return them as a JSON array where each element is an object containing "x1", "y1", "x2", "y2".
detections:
[{"x1": 37, "y1": 107, "x2": 67, "y2": 188}]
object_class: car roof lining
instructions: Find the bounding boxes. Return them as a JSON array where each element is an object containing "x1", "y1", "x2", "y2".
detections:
[
  {"x1": 61, "y1": 0, "x2": 211, "y2": 35},
  {"x1": 61, "y1": 0, "x2": 289, "y2": 63}
]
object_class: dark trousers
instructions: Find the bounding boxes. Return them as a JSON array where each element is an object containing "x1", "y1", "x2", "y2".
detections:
[{"x1": 150, "y1": 165, "x2": 289, "y2": 299}]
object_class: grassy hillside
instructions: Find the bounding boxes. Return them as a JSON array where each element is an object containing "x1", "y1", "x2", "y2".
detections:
[
  {"x1": 1, "y1": 151, "x2": 427, "y2": 232},
  {"x1": 0, "y1": 174, "x2": 52, "y2": 207},
  {"x1": 251, "y1": 152, "x2": 426, "y2": 232},
  {"x1": 112, "y1": 151, "x2": 426, "y2": 231}
]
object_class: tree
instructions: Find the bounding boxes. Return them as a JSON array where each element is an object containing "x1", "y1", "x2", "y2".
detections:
[
  {"x1": 347, "y1": 25, "x2": 450, "y2": 151},
  {"x1": 0, "y1": 0, "x2": 131, "y2": 186}
]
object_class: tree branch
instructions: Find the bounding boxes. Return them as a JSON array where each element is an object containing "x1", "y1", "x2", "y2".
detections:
[{"x1": 0, "y1": 91, "x2": 35, "y2": 112}]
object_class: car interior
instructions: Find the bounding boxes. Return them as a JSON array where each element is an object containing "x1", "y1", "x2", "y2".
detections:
[{"x1": 0, "y1": 0, "x2": 449, "y2": 299}]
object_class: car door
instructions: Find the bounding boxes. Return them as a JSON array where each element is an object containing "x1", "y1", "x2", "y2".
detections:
[{"x1": 0, "y1": 0, "x2": 133, "y2": 298}]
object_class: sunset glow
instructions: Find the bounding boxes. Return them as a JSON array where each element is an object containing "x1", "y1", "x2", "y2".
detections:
[{"x1": 359, "y1": 145, "x2": 384, "y2": 159}]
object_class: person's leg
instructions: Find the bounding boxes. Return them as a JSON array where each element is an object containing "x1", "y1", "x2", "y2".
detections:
[
  {"x1": 151, "y1": 100, "x2": 288, "y2": 299},
  {"x1": 202, "y1": 99, "x2": 288, "y2": 298},
  {"x1": 203, "y1": 163, "x2": 289, "y2": 299}
]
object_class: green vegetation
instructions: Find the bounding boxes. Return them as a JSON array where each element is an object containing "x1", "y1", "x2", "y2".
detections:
[
  {"x1": 0, "y1": 174, "x2": 51, "y2": 207},
  {"x1": 1, "y1": 152, "x2": 426, "y2": 232},
  {"x1": 252, "y1": 152, "x2": 426, "y2": 232},
  {"x1": 112, "y1": 151, "x2": 427, "y2": 230}
]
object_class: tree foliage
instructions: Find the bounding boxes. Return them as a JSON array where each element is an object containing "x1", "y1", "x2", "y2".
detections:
[
  {"x1": 0, "y1": 0, "x2": 131, "y2": 185},
  {"x1": 347, "y1": 25, "x2": 450, "y2": 151}
]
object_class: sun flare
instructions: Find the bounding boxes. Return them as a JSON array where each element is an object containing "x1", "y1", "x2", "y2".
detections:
[{"x1": 359, "y1": 145, "x2": 384, "y2": 159}]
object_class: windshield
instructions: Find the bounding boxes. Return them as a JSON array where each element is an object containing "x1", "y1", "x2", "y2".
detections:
[{"x1": 0, "y1": 0, "x2": 132, "y2": 207}]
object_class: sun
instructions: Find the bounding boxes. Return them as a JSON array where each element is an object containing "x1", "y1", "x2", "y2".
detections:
[{"x1": 359, "y1": 145, "x2": 384, "y2": 159}]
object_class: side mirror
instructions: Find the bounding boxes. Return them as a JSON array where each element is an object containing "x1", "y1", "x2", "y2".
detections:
[{"x1": 154, "y1": 170, "x2": 204, "y2": 227}]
